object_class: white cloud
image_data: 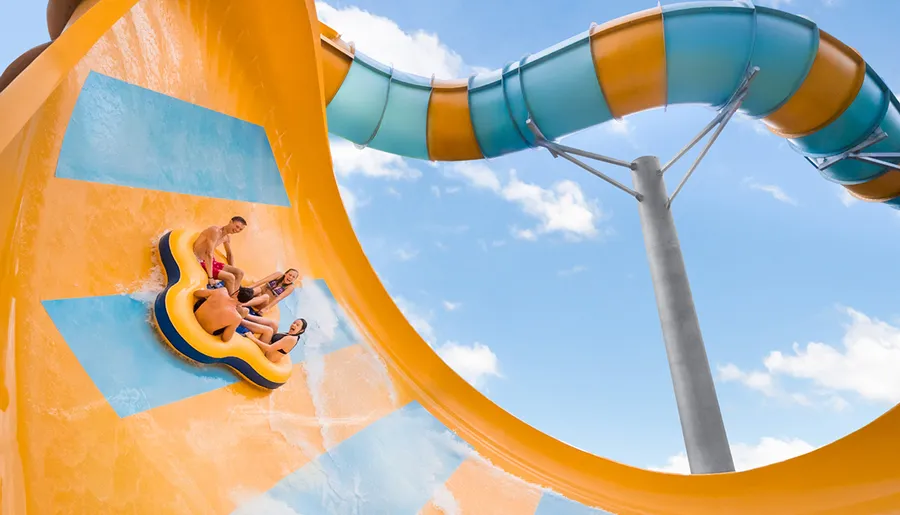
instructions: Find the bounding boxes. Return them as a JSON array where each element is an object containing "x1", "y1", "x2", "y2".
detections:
[
  {"x1": 512, "y1": 227, "x2": 538, "y2": 241},
  {"x1": 436, "y1": 342, "x2": 502, "y2": 388},
  {"x1": 734, "y1": 112, "x2": 771, "y2": 136},
  {"x1": 605, "y1": 119, "x2": 633, "y2": 137},
  {"x1": 431, "y1": 185, "x2": 441, "y2": 198},
  {"x1": 558, "y1": 265, "x2": 588, "y2": 277},
  {"x1": 392, "y1": 296, "x2": 500, "y2": 389},
  {"x1": 477, "y1": 238, "x2": 508, "y2": 249},
  {"x1": 442, "y1": 301, "x2": 461, "y2": 311},
  {"x1": 330, "y1": 139, "x2": 421, "y2": 180},
  {"x1": 394, "y1": 247, "x2": 419, "y2": 262},
  {"x1": 338, "y1": 184, "x2": 359, "y2": 218},
  {"x1": 445, "y1": 186, "x2": 461, "y2": 194},
  {"x1": 393, "y1": 296, "x2": 436, "y2": 344},
  {"x1": 316, "y1": 2, "x2": 470, "y2": 79},
  {"x1": 445, "y1": 163, "x2": 608, "y2": 242},
  {"x1": 445, "y1": 162, "x2": 503, "y2": 192},
  {"x1": 742, "y1": 177, "x2": 798, "y2": 206},
  {"x1": 502, "y1": 171, "x2": 606, "y2": 241},
  {"x1": 386, "y1": 187, "x2": 401, "y2": 198},
  {"x1": 720, "y1": 307, "x2": 900, "y2": 408},
  {"x1": 837, "y1": 186, "x2": 858, "y2": 207},
  {"x1": 651, "y1": 437, "x2": 815, "y2": 474},
  {"x1": 717, "y1": 363, "x2": 779, "y2": 397}
]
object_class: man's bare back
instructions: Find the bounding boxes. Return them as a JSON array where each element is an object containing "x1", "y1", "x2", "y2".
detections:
[{"x1": 193, "y1": 288, "x2": 247, "y2": 341}]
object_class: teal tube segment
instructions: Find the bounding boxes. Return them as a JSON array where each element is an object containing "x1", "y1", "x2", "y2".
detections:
[
  {"x1": 468, "y1": 64, "x2": 532, "y2": 158},
  {"x1": 326, "y1": 53, "x2": 392, "y2": 145},
  {"x1": 518, "y1": 30, "x2": 612, "y2": 140},
  {"x1": 662, "y1": 2, "x2": 755, "y2": 108},
  {"x1": 741, "y1": 7, "x2": 818, "y2": 117},
  {"x1": 368, "y1": 69, "x2": 431, "y2": 159}
]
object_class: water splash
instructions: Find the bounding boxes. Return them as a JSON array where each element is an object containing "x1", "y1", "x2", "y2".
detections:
[
  {"x1": 117, "y1": 232, "x2": 168, "y2": 307},
  {"x1": 431, "y1": 484, "x2": 460, "y2": 514}
]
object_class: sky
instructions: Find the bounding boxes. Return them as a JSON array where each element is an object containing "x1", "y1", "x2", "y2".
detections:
[{"x1": 4, "y1": 0, "x2": 900, "y2": 474}]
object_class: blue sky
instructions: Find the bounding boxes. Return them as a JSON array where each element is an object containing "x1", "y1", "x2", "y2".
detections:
[{"x1": 5, "y1": 0, "x2": 900, "y2": 473}]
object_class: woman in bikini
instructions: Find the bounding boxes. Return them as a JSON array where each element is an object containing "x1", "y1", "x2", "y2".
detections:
[
  {"x1": 244, "y1": 318, "x2": 307, "y2": 363},
  {"x1": 241, "y1": 268, "x2": 300, "y2": 315}
]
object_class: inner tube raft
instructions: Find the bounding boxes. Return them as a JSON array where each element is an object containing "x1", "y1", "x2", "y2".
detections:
[{"x1": 153, "y1": 228, "x2": 293, "y2": 389}]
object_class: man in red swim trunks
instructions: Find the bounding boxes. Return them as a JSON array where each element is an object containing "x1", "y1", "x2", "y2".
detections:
[{"x1": 192, "y1": 216, "x2": 247, "y2": 295}]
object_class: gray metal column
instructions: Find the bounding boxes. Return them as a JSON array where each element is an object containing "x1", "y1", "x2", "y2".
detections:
[{"x1": 631, "y1": 155, "x2": 735, "y2": 474}]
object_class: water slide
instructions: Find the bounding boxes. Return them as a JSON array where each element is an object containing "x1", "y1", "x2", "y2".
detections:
[{"x1": 1, "y1": 0, "x2": 899, "y2": 513}]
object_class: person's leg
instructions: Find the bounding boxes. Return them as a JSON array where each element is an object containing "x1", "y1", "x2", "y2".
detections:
[
  {"x1": 221, "y1": 264, "x2": 243, "y2": 292},
  {"x1": 240, "y1": 319, "x2": 274, "y2": 343},
  {"x1": 242, "y1": 294, "x2": 270, "y2": 309},
  {"x1": 217, "y1": 270, "x2": 236, "y2": 295},
  {"x1": 245, "y1": 314, "x2": 278, "y2": 333}
]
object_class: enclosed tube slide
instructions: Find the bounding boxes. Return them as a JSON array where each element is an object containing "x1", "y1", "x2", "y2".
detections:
[
  {"x1": 0, "y1": 0, "x2": 898, "y2": 514},
  {"x1": 319, "y1": 2, "x2": 900, "y2": 206}
]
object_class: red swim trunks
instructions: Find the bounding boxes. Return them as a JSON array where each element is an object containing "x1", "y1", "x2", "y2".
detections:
[{"x1": 198, "y1": 259, "x2": 225, "y2": 279}]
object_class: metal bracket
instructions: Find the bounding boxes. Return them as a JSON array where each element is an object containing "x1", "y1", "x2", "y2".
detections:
[
  {"x1": 804, "y1": 129, "x2": 900, "y2": 172},
  {"x1": 663, "y1": 66, "x2": 760, "y2": 209},
  {"x1": 354, "y1": 63, "x2": 395, "y2": 150},
  {"x1": 525, "y1": 118, "x2": 643, "y2": 201}
]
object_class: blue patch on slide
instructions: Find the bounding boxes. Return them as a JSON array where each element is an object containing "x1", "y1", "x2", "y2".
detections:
[
  {"x1": 43, "y1": 294, "x2": 237, "y2": 417},
  {"x1": 56, "y1": 71, "x2": 290, "y2": 206},
  {"x1": 231, "y1": 402, "x2": 470, "y2": 514}
]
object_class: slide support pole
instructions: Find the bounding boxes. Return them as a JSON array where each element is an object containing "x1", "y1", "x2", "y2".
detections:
[{"x1": 632, "y1": 155, "x2": 736, "y2": 474}]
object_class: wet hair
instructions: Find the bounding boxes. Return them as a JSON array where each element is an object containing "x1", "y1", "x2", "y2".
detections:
[
  {"x1": 277, "y1": 268, "x2": 300, "y2": 286},
  {"x1": 289, "y1": 318, "x2": 308, "y2": 336},
  {"x1": 236, "y1": 286, "x2": 255, "y2": 303},
  {"x1": 231, "y1": 216, "x2": 247, "y2": 225}
]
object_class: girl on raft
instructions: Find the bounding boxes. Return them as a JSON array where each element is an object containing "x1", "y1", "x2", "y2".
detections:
[
  {"x1": 243, "y1": 318, "x2": 308, "y2": 363},
  {"x1": 241, "y1": 268, "x2": 300, "y2": 315}
]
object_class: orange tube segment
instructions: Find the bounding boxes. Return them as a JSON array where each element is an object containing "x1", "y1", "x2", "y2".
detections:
[
  {"x1": 590, "y1": 6, "x2": 666, "y2": 119},
  {"x1": 427, "y1": 78, "x2": 483, "y2": 161},
  {"x1": 320, "y1": 37, "x2": 353, "y2": 105},
  {"x1": 843, "y1": 172, "x2": 900, "y2": 201},
  {"x1": 763, "y1": 30, "x2": 865, "y2": 138}
]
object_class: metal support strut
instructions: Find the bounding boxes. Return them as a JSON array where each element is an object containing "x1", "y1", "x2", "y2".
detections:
[
  {"x1": 525, "y1": 119, "x2": 643, "y2": 201},
  {"x1": 806, "y1": 129, "x2": 900, "y2": 173},
  {"x1": 663, "y1": 66, "x2": 760, "y2": 209}
]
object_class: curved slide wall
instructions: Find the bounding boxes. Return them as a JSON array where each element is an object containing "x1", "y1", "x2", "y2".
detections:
[{"x1": 0, "y1": 0, "x2": 899, "y2": 514}]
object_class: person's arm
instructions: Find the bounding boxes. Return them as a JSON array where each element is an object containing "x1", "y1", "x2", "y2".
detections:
[
  {"x1": 259, "y1": 284, "x2": 295, "y2": 313},
  {"x1": 268, "y1": 334, "x2": 297, "y2": 354},
  {"x1": 248, "y1": 272, "x2": 279, "y2": 290},
  {"x1": 244, "y1": 333, "x2": 271, "y2": 353},
  {"x1": 223, "y1": 235, "x2": 234, "y2": 266},
  {"x1": 204, "y1": 253, "x2": 216, "y2": 286},
  {"x1": 193, "y1": 288, "x2": 214, "y2": 299},
  {"x1": 220, "y1": 318, "x2": 239, "y2": 342}
]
